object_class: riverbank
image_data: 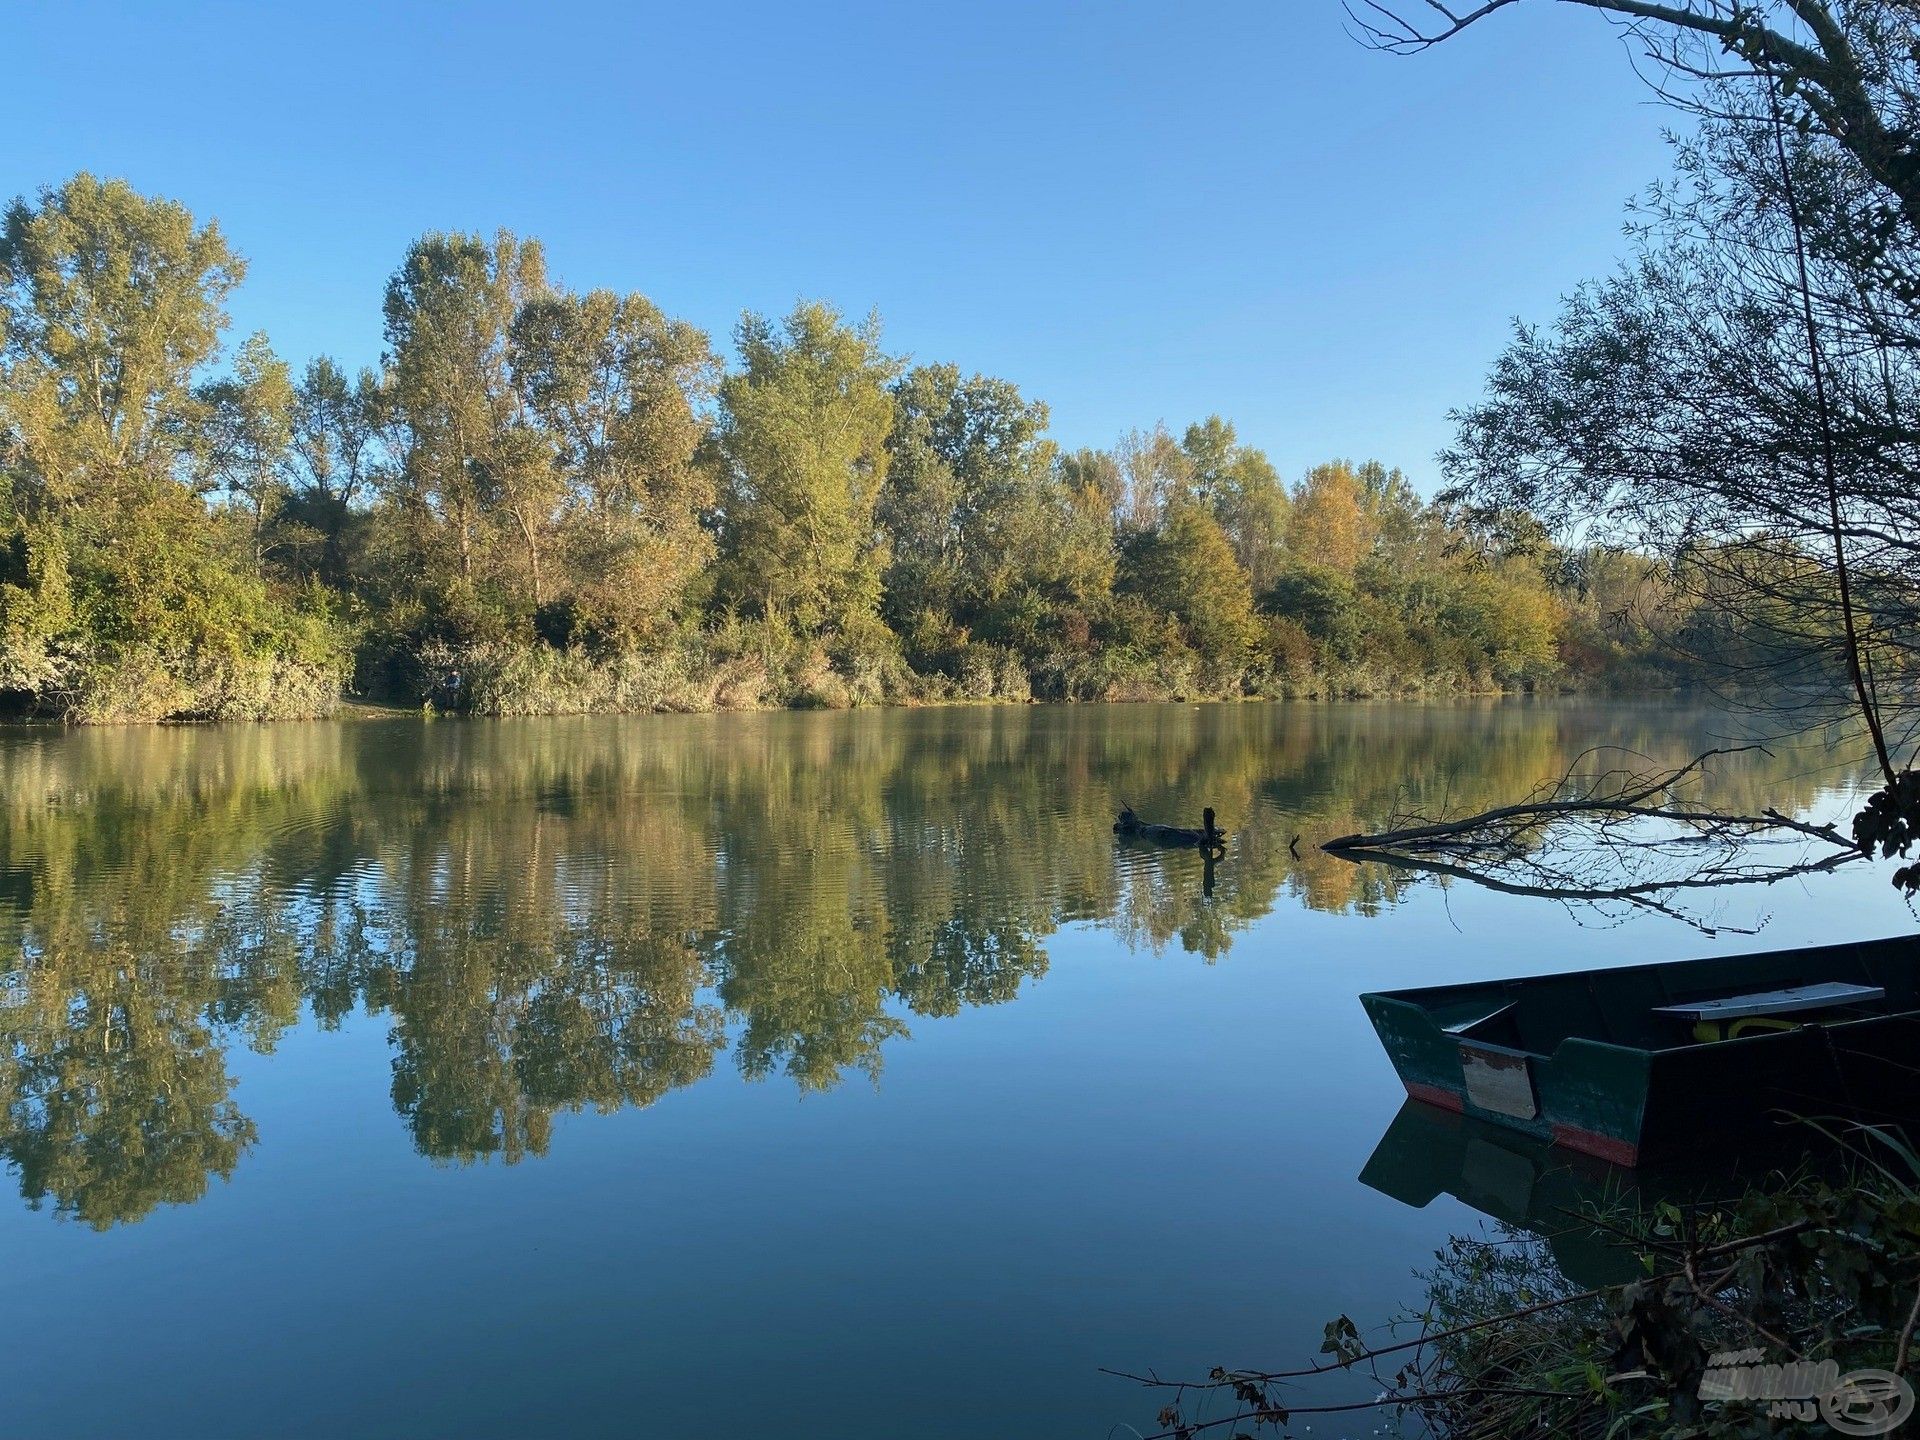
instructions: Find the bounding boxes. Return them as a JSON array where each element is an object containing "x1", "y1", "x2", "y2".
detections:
[
  {"x1": 8, "y1": 670, "x2": 1681, "y2": 726},
  {"x1": 6, "y1": 618, "x2": 1691, "y2": 724}
]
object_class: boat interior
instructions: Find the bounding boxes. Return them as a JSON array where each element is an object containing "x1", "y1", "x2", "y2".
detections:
[{"x1": 1380, "y1": 937, "x2": 1920, "y2": 1055}]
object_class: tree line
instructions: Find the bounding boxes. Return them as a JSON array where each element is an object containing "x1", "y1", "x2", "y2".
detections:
[{"x1": 1, "y1": 173, "x2": 1708, "y2": 722}]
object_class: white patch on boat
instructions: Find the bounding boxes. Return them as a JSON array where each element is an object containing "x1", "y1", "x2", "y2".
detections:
[{"x1": 1458, "y1": 1042, "x2": 1539, "y2": 1120}]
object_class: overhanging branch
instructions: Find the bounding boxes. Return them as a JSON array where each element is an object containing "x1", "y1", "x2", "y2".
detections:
[{"x1": 1318, "y1": 746, "x2": 1865, "y2": 930}]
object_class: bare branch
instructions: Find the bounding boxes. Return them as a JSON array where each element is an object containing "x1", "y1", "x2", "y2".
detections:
[{"x1": 1319, "y1": 746, "x2": 1863, "y2": 929}]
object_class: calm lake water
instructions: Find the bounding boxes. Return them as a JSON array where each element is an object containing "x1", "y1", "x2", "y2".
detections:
[{"x1": 0, "y1": 701, "x2": 1907, "y2": 1438}]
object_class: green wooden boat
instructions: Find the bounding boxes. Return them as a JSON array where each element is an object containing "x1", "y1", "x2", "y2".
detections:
[{"x1": 1360, "y1": 935, "x2": 1920, "y2": 1166}]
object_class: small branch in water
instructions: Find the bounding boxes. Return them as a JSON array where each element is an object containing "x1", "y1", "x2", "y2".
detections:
[{"x1": 1317, "y1": 747, "x2": 1861, "y2": 931}]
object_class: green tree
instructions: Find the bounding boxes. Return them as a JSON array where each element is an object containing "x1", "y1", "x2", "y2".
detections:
[
  {"x1": 1443, "y1": 101, "x2": 1920, "y2": 729},
  {"x1": 1180, "y1": 415, "x2": 1289, "y2": 591},
  {"x1": 1057, "y1": 445, "x2": 1124, "y2": 522},
  {"x1": 508, "y1": 287, "x2": 718, "y2": 647},
  {"x1": 282, "y1": 355, "x2": 386, "y2": 587},
  {"x1": 195, "y1": 331, "x2": 295, "y2": 566},
  {"x1": 712, "y1": 302, "x2": 898, "y2": 636},
  {"x1": 879, "y1": 364, "x2": 1063, "y2": 672},
  {"x1": 0, "y1": 173, "x2": 243, "y2": 514},
  {"x1": 0, "y1": 174, "x2": 343, "y2": 720},
  {"x1": 380, "y1": 231, "x2": 551, "y2": 609},
  {"x1": 1117, "y1": 499, "x2": 1259, "y2": 688},
  {"x1": 1261, "y1": 562, "x2": 1366, "y2": 666}
]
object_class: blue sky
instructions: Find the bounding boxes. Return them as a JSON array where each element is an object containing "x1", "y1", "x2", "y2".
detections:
[{"x1": 5, "y1": 1, "x2": 1676, "y2": 490}]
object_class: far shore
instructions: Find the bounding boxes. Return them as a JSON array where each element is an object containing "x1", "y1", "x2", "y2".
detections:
[{"x1": 0, "y1": 684, "x2": 1705, "y2": 729}]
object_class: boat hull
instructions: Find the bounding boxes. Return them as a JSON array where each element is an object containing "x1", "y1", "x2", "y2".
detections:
[{"x1": 1361, "y1": 935, "x2": 1920, "y2": 1166}]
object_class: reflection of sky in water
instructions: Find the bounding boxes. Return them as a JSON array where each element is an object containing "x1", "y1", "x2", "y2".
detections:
[{"x1": 0, "y1": 702, "x2": 1905, "y2": 1439}]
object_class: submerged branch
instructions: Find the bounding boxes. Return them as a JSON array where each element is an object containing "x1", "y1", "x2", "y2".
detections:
[
  {"x1": 1317, "y1": 745, "x2": 1863, "y2": 929},
  {"x1": 1322, "y1": 842, "x2": 1859, "y2": 919}
]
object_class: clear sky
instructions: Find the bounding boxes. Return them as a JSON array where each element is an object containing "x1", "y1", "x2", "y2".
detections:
[{"x1": 5, "y1": 1, "x2": 1677, "y2": 490}]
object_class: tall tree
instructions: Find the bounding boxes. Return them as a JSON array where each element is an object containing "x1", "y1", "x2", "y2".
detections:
[
  {"x1": 1287, "y1": 460, "x2": 1375, "y2": 574},
  {"x1": 711, "y1": 302, "x2": 898, "y2": 635},
  {"x1": 1113, "y1": 422, "x2": 1194, "y2": 533},
  {"x1": 1057, "y1": 446, "x2": 1126, "y2": 526},
  {"x1": 1117, "y1": 499, "x2": 1260, "y2": 681},
  {"x1": 0, "y1": 174, "x2": 341, "y2": 720},
  {"x1": 381, "y1": 231, "x2": 550, "y2": 606},
  {"x1": 195, "y1": 331, "x2": 295, "y2": 565},
  {"x1": 508, "y1": 288, "x2": 718, "y2": 647},
  {"x1": 1444, "y1": 118, "x2": 1920, "y2": 724},
  {"x1": 878, "y1": 364, "x2": 1060, "y2": 660},
  {"x1": 0, "y1": 173, "x2": 244, "y2": 513},
  {"x1": 283, "y1": 356, "x2": 387, "y2": 587},
  {"x1": 1180, "y1": 415, "x2": 1289, "y2": 590}
]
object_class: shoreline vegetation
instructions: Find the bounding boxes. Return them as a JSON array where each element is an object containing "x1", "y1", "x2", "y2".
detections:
[
  {"x1": 0, "y1": 683, "x2": 1704, "y2": 728},
  {"x1": 2, "y1": 175, "x2": 1735, "y2": 725},
  {"x1": 0, "y1": 678, "x2": 1711, "y2": 733}
]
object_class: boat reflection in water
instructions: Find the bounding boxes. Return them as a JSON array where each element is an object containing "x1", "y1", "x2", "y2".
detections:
[{"x1": 1359, "y1": 1099, "x2": 1788, "y2": 1289}]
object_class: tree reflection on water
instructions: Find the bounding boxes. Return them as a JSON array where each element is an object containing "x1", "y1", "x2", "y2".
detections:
[{"x1": 0, "y1": 703, "x2": 1856, "y2": 1226}]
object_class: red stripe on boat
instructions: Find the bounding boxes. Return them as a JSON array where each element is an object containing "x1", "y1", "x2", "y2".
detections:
[
  {"x1": 1404, "y1": 1081, "x2": 1463, "y2": 1113},
  {"x1": 1550, "y1": 1124, "x2": 1639, "y2": 1168},
  {"x1": 1402, "y1": 1081, "x2": 1639, "y2": 1166}
]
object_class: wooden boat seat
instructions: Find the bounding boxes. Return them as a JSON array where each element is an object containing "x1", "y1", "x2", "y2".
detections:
[
  {"x1": 1653, "y1": 982, "x2": 1886, "y2": 1042},
  {"x1": 1433, "y1": 999, "x2": 1517, "y2": 1037}
]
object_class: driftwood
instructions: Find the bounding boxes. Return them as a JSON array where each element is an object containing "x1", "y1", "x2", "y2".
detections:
[{"x1": 1319, "y1": 746, "x2": 1863, "y2": 932}]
